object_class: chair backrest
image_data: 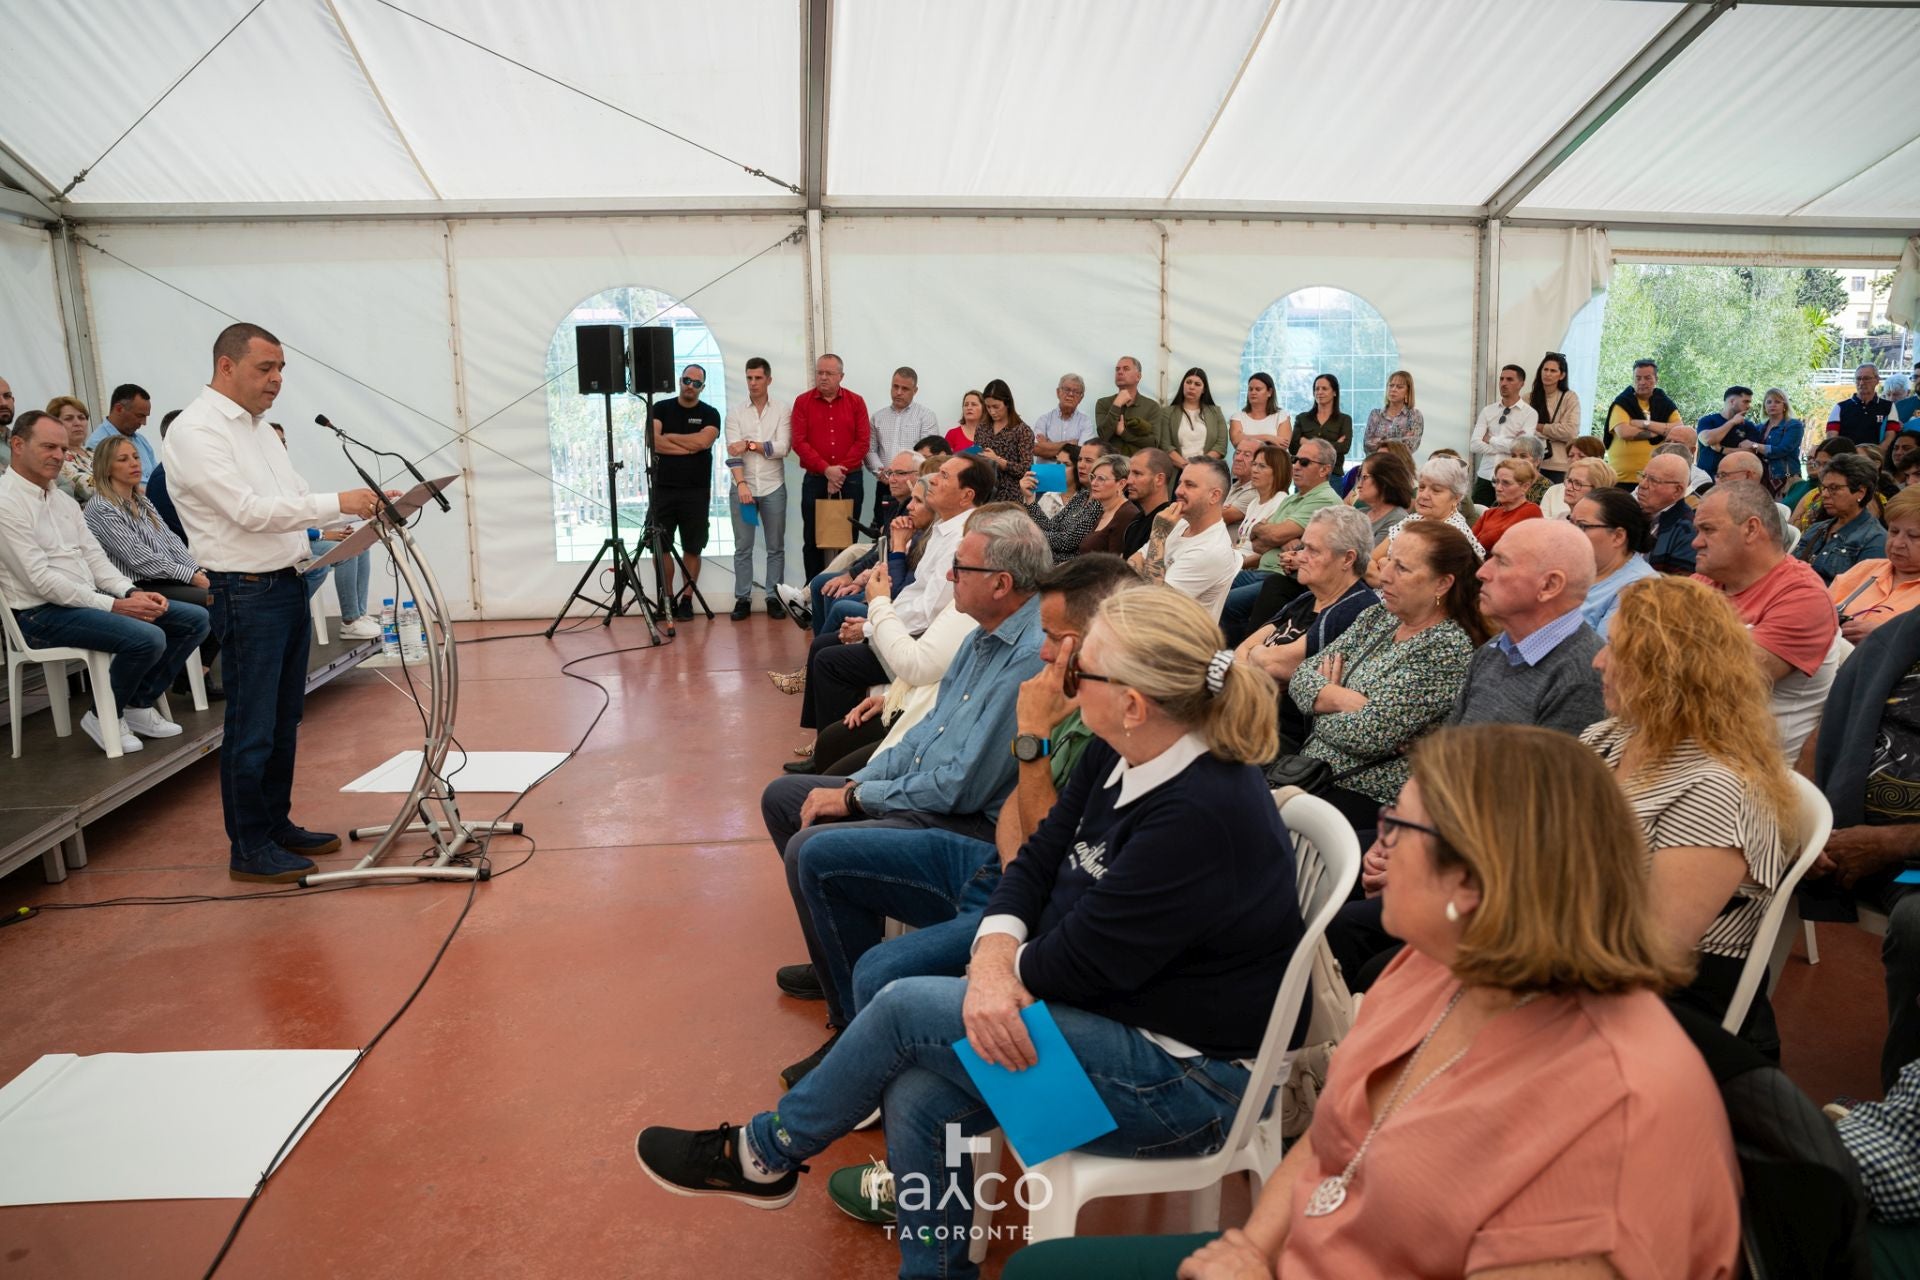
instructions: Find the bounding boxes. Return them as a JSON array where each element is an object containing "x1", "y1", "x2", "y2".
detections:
[
  {"x1": 1723, "y1": 773, "x2": 1834, "y2": 1034},
  {"x1": 1215, "y1": 791, "x2": 1362, "y2": 1158}
]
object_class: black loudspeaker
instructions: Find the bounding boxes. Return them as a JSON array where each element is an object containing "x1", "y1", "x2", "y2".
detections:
[
  {"x1": 629, "y1": 325, "x2": 676, "y2": 395},
  {"x1": 576, "y1": 324, "x2": 628, "y2": 394}
]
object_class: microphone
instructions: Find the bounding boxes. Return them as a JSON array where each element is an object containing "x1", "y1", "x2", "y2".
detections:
[{"x1": 316, "y1": 414, "x2": 451, "y2": 513}]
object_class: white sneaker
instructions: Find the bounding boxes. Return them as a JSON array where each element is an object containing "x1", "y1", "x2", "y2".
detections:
[
  {"x1": 775, "y1": 583, "x2": 808, "y2": 613},
  {"x1": 80, "y1": 710, "x2": 144, "y2": 754},
  {"x1": 338, "y1": 616, "x2": 382, "y2": 641},
  {"x1": 125, "y1": 706, "x2": 184, "y2": 739}
]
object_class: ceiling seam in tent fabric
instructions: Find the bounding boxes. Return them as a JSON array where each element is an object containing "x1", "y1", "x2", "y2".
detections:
[
  {"x1": 1783, "y1": 130, "x2": 1920, "y2": 219},
  {"x1": 802, "y1": 0, "x2": 830, "y2": 209},
  {"x1": 367, "y1": 0, "x2": 803, "y2": 196},
  {"x1": 69, "y1": 227, "x2": 801, "y2": 509},
  {"x1": 323, "y1": 0, "x2": 443, "y2": 200},
  {"x1": 1163, "y1": 0, "x2": 1287, "y2": 202},
  {"x1": 0, "y1": 138, "x2": 62, "y2": 213},
  {"x1": 57, "y1": 0, "x2": 273, "y2": 199},
  {"x1": 1483, "y1": 0, "x2": 1733, "y2": 220}
]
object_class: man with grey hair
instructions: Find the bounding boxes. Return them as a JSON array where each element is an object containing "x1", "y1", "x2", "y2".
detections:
[
  {"x1": 1450, "y1": 519, "x2": 1607, "y2": 736},
  {"x1": 1095, "y1": 355, "x2": 1159, "y2": 457},
  {"x1": 1692, "y1": 480, "x2": 1842, "y2": 758},
  {"x1": 1890, "y1": 373, "x2": 1918, "y2": 430},
  {"x1": 757, "y1": 504, "x2": 1048, "y2": 1052},
  {"x1": 1636, "y1": 452, "x2": 1697, "y2": 574},
  {"x1": 1133, "y1": 457, "x2": 1240, "y2": 621},
  {"x1": 1031, "y1": 373, "x2": 1094, "y2": 459},
  {"x1": 863, "y1": 366, "x2": 938, "y2": 481},
  {"x1": 1220, "y1": 435, "x2": 1343, "y2": 635},
  {"x1": 1829, "y1": 362, "x2": 1893, "y2": 447}
]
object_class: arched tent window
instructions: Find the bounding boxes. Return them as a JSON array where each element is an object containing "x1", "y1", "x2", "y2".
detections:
[
  {"x1": 545, "y1": 286, "x2": 728, "y2": 562},
  {"x1": 1240, "y1": 287, "x2": 1398, "y2": 436}
]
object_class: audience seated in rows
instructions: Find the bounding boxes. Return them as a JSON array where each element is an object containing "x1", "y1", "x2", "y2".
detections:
[
  {"x1": 1127, "y1": 458, "x2": 1239, "y2": 622},
  {"x1": 46, "y1": 395, "x2": 95, "y2": 504},
  {"x1": 1220, "y1": 438, "x2": 1341, "y2": 638},
  {"x1": 1289, "y1": 520, "x2": 1489, "y2": 830},
  {"x1": 1345, "y1": 448, "x2": 1414, "y2": 547},
  {"x1": 1797, "y1": 453, "x2": 1887, "y2": 584},
  {"x1": 1065, "y1": 453, "x2": 1137, "y2": 558},
  {"x1": 781, "y1": 450, "x2": 922, "y2": 642},
  {"x1": 1118, "y1": 447, "x2": 1177, "y2": 558},
  {"x1": 1539, "y1": 455, "x2": 1615, "y2": 520},
  {"x1": 1365, "y1": 454, "x2": 1484, "y2": 586},
  {"x1": 1637, "y1": 451, "x2": 1698, "y2": 575},
  {"x1": 1692, "y1": 481, "x2": 1842, "y2": 760},
  {"x1": 1009, "y1": 726, "x2": 1740, "y2": 1279},
  {"x1": 0, "y1": 412, "x2": 208, "y2": 753},
  {"x1": 1235, "y1": 505, "x2": 1378, "y2": 756},
  {"x1": 641, "y1": 586, "x2": 1304, "y2": 1280},
  {"x1": 1020, "y1": 439, "x2": 1107, "y2": 556},
  {"x1": 1585, "y1": 575, "x2": 1798, "y2": 1056}
]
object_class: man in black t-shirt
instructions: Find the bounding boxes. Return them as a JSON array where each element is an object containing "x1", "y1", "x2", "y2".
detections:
[{"x1": 651, "y1": 363, "x2": 720, "y2": 618}]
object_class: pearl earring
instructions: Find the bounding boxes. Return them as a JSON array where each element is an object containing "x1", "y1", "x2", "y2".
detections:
[{"x1": 1444, "y1": 901, "x2": 1460, "y2": 923}]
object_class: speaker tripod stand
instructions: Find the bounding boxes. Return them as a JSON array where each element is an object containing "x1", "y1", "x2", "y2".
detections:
[{"x1": 547, "y1": 390, "x2": 663, "y2": 643}]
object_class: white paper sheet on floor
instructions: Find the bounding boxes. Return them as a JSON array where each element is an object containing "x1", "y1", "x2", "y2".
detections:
[
  {"x1": 0, "y1": 1050, "x2": 360, "y2": 1205},
  {"x1": 341, "y1": 750, "x2": 568, "y2": 794}
]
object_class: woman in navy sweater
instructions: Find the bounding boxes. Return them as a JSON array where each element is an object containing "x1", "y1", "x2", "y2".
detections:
[{"x1": 638, "y1": 585, "x2": 1306, "y2": 1280}]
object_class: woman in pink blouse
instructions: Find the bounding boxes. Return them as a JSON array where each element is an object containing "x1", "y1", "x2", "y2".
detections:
[{"x1": 1007, "y1": 724, "x2": 1741, "y2": 1280}]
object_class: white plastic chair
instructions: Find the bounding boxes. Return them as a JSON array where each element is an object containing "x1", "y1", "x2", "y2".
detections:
[
  {"x1": 3, "y1": 600, "x2": 208, "y2": 759},
  {"x1": 311, "y1": 591, "x2": 331, "y2": 645},
  {"x1": 1722, "y1": 774, "x2": 1832, "y2": 1033},
  {"x1": 992, "y1": 791, "x2": 1361, "y2": 1245}
]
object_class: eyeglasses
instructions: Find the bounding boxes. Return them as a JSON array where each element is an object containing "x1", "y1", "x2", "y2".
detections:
[
  {"x1": 1570, "y1": 519, "x2": 1611, "y2": 532},
  {"x1": 681, "y1": 377, "x2": 705, "y2": 389},
  {"x1": 1376, "y1": 804, "x2": 1443, "y2": 850},
  {"x1": 946, "y1": 561, "x2": 1005, "y2": 581},
  {"x1": 1640, "y1": 477, "x2": 1683, "y2": 489},
  {"x1": 1062, "y1": 652, "x2": 1121, "y2": 699}
]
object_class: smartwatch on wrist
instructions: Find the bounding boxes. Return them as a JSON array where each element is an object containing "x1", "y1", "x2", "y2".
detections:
[{"x1": 1012, "y1": 734, "x2": 1051, "y2": 763}]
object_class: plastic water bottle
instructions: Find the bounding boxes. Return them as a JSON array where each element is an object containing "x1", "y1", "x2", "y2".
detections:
[
  {"x1": 379, "y1": 598, "x2": 400, "y2": 658},
  {"x1": 399, "y1": 600, "x2": 428, "y2": 662}
]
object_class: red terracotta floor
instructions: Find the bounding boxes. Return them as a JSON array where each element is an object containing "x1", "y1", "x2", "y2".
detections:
[{"x1": 0, "y1": 615, "x2": 1889, "y2": 1278}]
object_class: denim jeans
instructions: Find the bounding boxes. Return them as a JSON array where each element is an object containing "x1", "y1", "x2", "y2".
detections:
[
  {"x1": 744, "y1": 976, "x2": 1249, "y2": 1280},
  {"x1": 15, "y1": 598, "x2": 210, "y2": 712},
  {"x1": 761, "y1": 773, "x2": 998, "y2": 1028},
  {"x1": 794, "y1": 825, "x2": 1000, "y2": 1026},
  {"x1": 333, "y1": 548, "x2": 371, "y2": 622},
  {"x1": 728, "y1": 484, "x2": 787, "y2": 602},
  {"x1": 207, "y1": 569, "x2": 310, "y2": 858},
  {"x1": 801, "y1": 469, "x2": 865, "y2": 580},
  {"x1": 850, "y1": 874, "x2": 997, "y2": 1013}
]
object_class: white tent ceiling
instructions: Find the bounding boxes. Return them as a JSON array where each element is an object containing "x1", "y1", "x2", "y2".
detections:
[{"x1": 0, "y1": 0, "x2": 1915, "y2": 228}]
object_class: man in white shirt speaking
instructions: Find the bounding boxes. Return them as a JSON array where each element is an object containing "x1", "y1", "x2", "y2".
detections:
[{"x1": 165, "y1": 322, "x2": 380, "y2": 883}]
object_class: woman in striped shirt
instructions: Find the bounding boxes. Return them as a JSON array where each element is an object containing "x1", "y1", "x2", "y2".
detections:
[{"x1": 1583, "y1": 574, "x2": 1799, "y2": 1057}]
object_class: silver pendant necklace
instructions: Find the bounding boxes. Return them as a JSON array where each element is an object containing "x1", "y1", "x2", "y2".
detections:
[{"x1": 1304, "y1": 986, "x2": 1538, "y2": 1218}]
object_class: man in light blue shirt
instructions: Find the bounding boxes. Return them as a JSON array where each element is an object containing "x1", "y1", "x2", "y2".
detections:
[
  {"x1": 757, "y1": 508, "x2": 1049, "y2": 1045},
  {"x1": 1032, "y1": 373, "x2": 1096, "y2": 459},
  {"x1": 86, "y1": 383, "x2": 156, "y2": 476}
]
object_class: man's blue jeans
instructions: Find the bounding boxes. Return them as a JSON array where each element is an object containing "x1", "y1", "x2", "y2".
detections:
[
  {"x1": 744, "y1": 976, "x2": 1250, "y2": 1280},
  {"x1": 304, "y1": 539, "x2": 373, "y2": 623},
  {"x1": 207, "y1": 569, "x2": 311, "y2": 859},
  {"x1": 794, "y1": 826, "x2": 1001, "y2": 1027},
  {"x1": 806, "y1": 567, "x2": 870, "y2": 637},
  {"x1": 728, "y1": 485, "x2": 787, "y2": 602},
  {"x1": 15, "y1": 598, "x2": 210, "y2": 712}
]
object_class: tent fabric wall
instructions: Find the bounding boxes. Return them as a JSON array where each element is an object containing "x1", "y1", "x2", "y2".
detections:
[
  {"x1": 78, "y1": 221, "x2": 472, "y2": 613},
  {"x1": 445, "y1": 216, "x2": 807, "y2": 619},
  {"x1": 1495, "y1": 226, "x2": 1611, "y2": 400},
  {"x1": 1165, "y1": 221, "x2": 1478, "y2": 457},
  {"x1": 0, "y1": 223, "x2": 72, "y2": 414}
]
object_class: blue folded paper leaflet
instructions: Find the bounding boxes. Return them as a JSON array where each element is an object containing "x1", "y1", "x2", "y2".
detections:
[
  {"x1": 1895, "y1": 868, "x2": 1920, "y2": 885},
  {"x1": 952, "y1": 1001, "x2": 1118, "y2": 1167},
  {"x1": 1032, "y1": 463, "x2": 1068, "y2": 495}
]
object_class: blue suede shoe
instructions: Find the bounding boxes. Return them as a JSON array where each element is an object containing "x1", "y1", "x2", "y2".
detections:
[
  {"x1": 229, "y1": 845, "x2": 316, "y2": 884},
  {"x1": 273, "y1": 826, "x2": 342, "y2": 856}
]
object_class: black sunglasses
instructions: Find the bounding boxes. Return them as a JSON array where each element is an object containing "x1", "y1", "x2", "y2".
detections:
[
  {"x1": 1062, "y1": 652, "x2": 1120, "y2": 699},
  {"x1": 681, "y1": 376, "x2": 705, "y2": 389}
]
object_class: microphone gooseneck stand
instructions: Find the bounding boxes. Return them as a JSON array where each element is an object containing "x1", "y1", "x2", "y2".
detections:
[{"x1": 300, "y1": 429, "x2": 512, "y2": 888}]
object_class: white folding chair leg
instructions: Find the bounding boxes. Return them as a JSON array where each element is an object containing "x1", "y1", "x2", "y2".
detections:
[
  {"x1": 1188, "y1": 1177, "x2": 1224, "y2": 1232},
  {"x1": 41, "y1": 660, "x2": 73, "y2": 736},
  {"x1": 186, "y1": 656, "x2": 209, "y2": 712},
  {"x1": 967, "y1": 1129, "x2": 1003, "y2": 1265},
  {"x1": 88, "y1": 653, "x2": 123, "y2": 758},
  {"x1": 311, "y1": 595, "x2": 329, "y2": 645},
  {"x1": 1803, "y1": 919, "x2": 1819, "y2": 966},
  {"x1": 8, "y1": 662, "x2": 22, "y2": 758}
]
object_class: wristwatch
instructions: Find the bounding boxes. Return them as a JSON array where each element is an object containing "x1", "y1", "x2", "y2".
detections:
[
  {"x1": 1012, "y1": 734, "x2": 1051, "y2": 763},
  {"x1": 843, "y1": 781, "x2": 864, "y2": 815}
]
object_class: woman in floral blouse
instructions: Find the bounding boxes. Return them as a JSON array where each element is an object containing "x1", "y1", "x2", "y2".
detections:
[{"x1": 1290, "y1": 520, "x2": 1488, "y2": 829}]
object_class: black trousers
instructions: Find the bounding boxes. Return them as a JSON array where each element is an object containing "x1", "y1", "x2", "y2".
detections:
[
  {"x1": 810, "y1": 710, "x2": 894, "y2": 776},
  {"x1": 802, "y1": 633, "x2": 888, "y2": 731}
]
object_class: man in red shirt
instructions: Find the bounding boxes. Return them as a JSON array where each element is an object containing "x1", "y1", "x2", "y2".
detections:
[
  {"x1": 790, "y1": 354, "x2": 871, "y2": 578},
  {"x1": 1691, "y1": 480, "x2": 1841, "y2": 760}
]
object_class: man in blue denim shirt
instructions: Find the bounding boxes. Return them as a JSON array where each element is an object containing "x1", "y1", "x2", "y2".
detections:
[
  {"x1": 1796, "y1": 453, "x2": 1886, "y2": 584},
  {"x1": 758, "y1": 507, "x2": 1049, "y2": 1079}
]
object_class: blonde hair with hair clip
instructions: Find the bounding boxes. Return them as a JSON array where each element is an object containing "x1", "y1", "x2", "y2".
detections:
[
  {"x1": 1093, "y1": 586, "x2": 1276, "y2": 764},
  {"x1": 1413, "y1": 725, "x2": 1692, "y2": 994}
]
